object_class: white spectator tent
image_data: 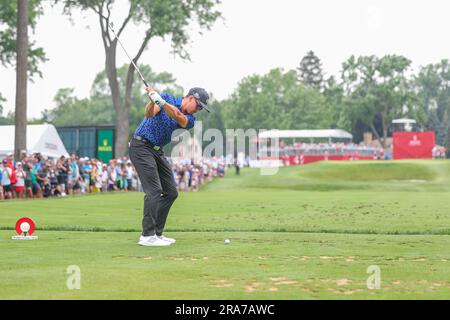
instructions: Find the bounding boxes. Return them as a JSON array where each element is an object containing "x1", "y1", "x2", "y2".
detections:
[
  {"x1": 392, "y1": 118, "x2": 416, "y2": 125},
  {"x1": 0, "y1": 124, "x2": 69, "y2": 158},
  {"x1": 259, "y1": 129, "x2": 353, "y2": 142},
  {"x1": 392, "y1": 118, "x2": 417, "y2": 132}
]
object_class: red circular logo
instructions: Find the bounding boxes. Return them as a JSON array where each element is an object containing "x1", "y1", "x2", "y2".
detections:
[{"x1": 15, "y1": 217, "x2": 36, "y2": 235}]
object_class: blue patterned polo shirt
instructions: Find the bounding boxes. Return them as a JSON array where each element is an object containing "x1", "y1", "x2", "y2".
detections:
[{"x1": 134, "y1": 93, "x2": 196, "y2": 147}]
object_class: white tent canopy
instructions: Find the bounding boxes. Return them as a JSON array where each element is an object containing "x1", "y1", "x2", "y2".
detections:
[
  {"x1": 0, "y1": 124, "x2": 69, "y2": 158},
  {"x1": 259, "y1": 129, "x2": 353, "y2": 140},
  {"x1": 392, "y1": 118, "x2": 417, "y2": 124}
]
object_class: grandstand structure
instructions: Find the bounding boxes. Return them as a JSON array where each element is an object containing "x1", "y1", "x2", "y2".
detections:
[{"x1": 257, "y1": 129, "x2": 383, "y2": 166}]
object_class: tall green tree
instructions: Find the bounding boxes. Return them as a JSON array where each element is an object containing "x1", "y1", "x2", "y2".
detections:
[
  {"x1": 0, "y1": 0, "x2": 46, "y2": 76},
  {"x1": 15, "y1": 0, "x2": 29, "y2": 161},
  {"x1": 58, "y1": 0, "x2": 222, "y2": 157},
  {"x1": 43, "y1": 64, "x2": 182, "y2": 138},
  {"x1": 222, "y1": 68, "x2": 332, "y2": 131},
  {"x1": 322, "y1": 75, "x2": 347, "y2": 129},
  {"x1": 0, "y1": 110, "x2": 15, "y2": 125},
  {"x1": 297, "y1": 50, "x2": 324, "y2": 90},
  {"x1": 194, "y1": 97, "x2": 225, "y2": 153},
  {"x1": 341, "y1": 55, "x2": 417, "y2": 148},
  {"x1": 0, "y1": 0, "x2": 47, "y2": 160},
  {"x1": 414, "y1": 60, "x2": 450, "y2": 149}
]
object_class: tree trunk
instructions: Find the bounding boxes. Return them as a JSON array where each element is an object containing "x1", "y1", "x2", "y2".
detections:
[
  {"x1": 124, "y1": 63, "x2": 136, "y2": 114},
  {"x1": 369, "y1": 122, "x2": 383, "y2": 148},
  {"x1": 100, "y1": 13, "x2": 150, "y2": 158},
  {"x1": 116, "y1": 108, "x2": 130, "y2": 156},
  {"x1": 104, "y1": 42, "x2": 128, "y2": 157},
  {"x1": 381, "y1": 113, "x2": 388, "y2": 150},
  {"x1": 14, "y1": 0, "x2": 28, "y2": 161},
  {"x1": 122, "y1": 33, "x2": 152, "y2": 155},
  {"x1": 443, "y1": 108, "x2": 450, "y2": 151}
]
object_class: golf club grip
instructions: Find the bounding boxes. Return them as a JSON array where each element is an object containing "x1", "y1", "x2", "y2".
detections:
[{"x1": 143, "y1": 80, "x2": 153, "y2": 101}]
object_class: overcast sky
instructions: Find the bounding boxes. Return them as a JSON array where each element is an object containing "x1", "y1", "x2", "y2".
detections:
[{"x1": 1, "y1": 0, "x2": 450, "y2": 118}]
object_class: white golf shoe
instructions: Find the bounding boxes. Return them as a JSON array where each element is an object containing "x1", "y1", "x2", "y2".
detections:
[
  {"x1": 157, "y1": 235, "x2": 176, "y2": 244},
  {"x1": 138, "y1": 235, "x2": 171, "y2": 247}
]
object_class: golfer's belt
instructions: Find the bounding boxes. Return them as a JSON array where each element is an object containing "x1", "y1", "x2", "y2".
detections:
[{"x1": 134, "y1": 136, "x2": 161, "y2": 151}]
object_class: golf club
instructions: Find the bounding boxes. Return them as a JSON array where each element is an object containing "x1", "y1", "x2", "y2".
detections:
[{"x1": 106, "y1": 21, "x2": 149, "y2": 88}]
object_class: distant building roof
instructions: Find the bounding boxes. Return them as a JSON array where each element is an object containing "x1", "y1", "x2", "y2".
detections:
[
  {"x1": 258, "y1": 129, "x2": 353, "y2": 140},
  {"x1": 392, "y1": 118, "x2": 417, "y2": 124}
]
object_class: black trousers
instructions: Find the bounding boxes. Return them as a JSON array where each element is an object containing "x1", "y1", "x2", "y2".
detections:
[{"x1": 129, "y1": 138, "x2": 178, "y2": 236}]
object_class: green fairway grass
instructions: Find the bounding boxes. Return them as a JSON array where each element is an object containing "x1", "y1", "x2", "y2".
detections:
[{"x1": 1, "y1": 160, "x2": 449, "y2": 299}]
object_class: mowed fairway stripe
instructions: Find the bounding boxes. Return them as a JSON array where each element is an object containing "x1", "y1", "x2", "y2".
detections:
[
  {"x1": 1, "y1": 225, "x2": 450, "y2": 236},
  {"x1": 1, "y1": 230, "x2": 450, "y2": 299},
  {"x1": 1, "y1": 161, "x2": 450, "y2": 299}
]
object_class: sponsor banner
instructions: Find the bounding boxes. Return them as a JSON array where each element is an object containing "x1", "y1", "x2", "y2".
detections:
[
  {"x1": 393, "y1": 132, "x2": 435, "y2": 160},
  {"x1": 97, "y1": 130, "x2": 114, "y2": 163}
]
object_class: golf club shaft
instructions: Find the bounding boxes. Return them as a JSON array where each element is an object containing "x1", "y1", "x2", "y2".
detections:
[{"x1": 107, "y1": 23, "x2": 149, "y2": 88}]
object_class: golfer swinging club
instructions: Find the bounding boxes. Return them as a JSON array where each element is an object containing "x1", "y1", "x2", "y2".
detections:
[{"x1": 129, "y1": 86, "x2": 210, "y2": 246}]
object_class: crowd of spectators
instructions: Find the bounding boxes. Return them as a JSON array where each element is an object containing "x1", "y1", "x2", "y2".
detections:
[
  {"x1": 432, "y1": 146, "x2": 447, "y2": 159},
  {"x1": 170, "y1": 157, "x2": 227, "y2": 192},
  {"x1": 261, "y1": 142, "x2": 385, "y2": 159},
  {"x1": 0, "y1": 151, "x2": 227, "y2": 201},
  {"x1": 281, "y1": 142, "x2": 384, "y2": 157}
]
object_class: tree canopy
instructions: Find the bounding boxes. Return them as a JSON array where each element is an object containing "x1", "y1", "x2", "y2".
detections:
[
  {"x1": 222, "y1": 68, "x2": 332, "y2": 131},
  {"x1": 43, "y1": 64, "x2": 182, "y2": 137},
  {"x1": 298, "y1": 50, "x2": 324, "y2": 90},
  {"x1": 0, "y1": 0, "x2": 47, "y2": 78},
  {"x1": 414, "y1": 60, "x2": 450, "y2": 148},
  {"x1": 340, "y1": 55, "x2": 418, "y2": 148},
  {"x1": 57, "y1": 0, "x2": 222, "y2": 156}
]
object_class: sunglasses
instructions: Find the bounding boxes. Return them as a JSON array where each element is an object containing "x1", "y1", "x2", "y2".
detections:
[{"x1": 194, "y1": 98, "x2": 204, "y2": 111}]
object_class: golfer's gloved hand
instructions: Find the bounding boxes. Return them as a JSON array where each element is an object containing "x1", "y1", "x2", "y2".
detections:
[{"x1": 148, "y1": 91, "x2": 166, "y2": 108}]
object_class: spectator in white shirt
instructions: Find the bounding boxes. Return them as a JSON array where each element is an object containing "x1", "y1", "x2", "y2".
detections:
[
  {"x1": 1, "y1": 159, "x2": 13, "y2": 199},
  {"x1": 14, "y1": 163, "x2": 26, "y2": 199}
]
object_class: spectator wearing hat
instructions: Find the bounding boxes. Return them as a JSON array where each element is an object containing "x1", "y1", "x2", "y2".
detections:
[
  {"x1": 47, "y1": 160, "x2": 58, "y2": 196},
  {"x1": 81, "y1": 158, "x2": 93, "y2": 193},
  {"x1": 21, "y1": 157, "x2": 33, "y2": 198},
  {"x1": 37, "y1": 164, "x2": 51, "y2": 197},
  {"x1": 29, "y1": 156, "x2": 42, "y2": 198},
  {"x1": 70, "y1": 154, "x2": 81, "y2": 195}
]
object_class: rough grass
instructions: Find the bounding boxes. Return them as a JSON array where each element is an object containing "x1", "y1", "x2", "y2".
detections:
[{"x1": 1, "y1": 159, "x2": 450, "y2": 299}]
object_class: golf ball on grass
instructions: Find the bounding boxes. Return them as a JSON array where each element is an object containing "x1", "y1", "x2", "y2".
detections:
[{"x1": 224, "y1": 239, "x2": 230, "y2": 245}]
